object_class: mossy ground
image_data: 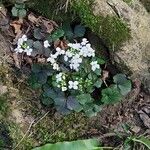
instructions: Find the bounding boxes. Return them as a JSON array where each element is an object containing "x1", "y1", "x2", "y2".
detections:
[{"x1": 0, "y1": 64, "x2": 88, "y2": 149}]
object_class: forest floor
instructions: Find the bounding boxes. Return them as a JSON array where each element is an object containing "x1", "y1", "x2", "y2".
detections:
[{"x1": 0, "y1": 3, "x2": 150, "y2": 150}]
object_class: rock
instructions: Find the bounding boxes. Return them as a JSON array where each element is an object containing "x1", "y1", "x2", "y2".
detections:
[
  {"x1": 0, "y1": 85, "x2": 8, "y2": 95},
  {"x1": 92, "y1": 0, "x2": 150, "y2": 91}
]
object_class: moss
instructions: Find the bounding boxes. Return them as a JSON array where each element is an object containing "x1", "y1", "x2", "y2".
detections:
[
  {"x1": 32, "y1": 112, "x2": 88, "y2": 144},
  {"x1": 123, "y1": 0, "x2": 132, "y2": 4},
  {"x1": 140, "y1": 0, "x2": 150, "y2": 12},
  {"x1": 72, "y1": 0, "x2": 130, "y2": 50}
]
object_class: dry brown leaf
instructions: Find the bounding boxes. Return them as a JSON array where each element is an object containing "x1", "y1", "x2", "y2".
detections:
[
  {"x1": 28, "y1": 13, "x2": 58, "y2": 33},
  {"x1": 10, "y1": 20, "x2": 22, "y2": 34},
  {"x1": 10, "y1": 20, "x2": 23, "y2": 44},
  {"x1": 28, "y1": 13, "x2": 39, "y2": 24},
  {"x1": 102, "y1": 70, "x2": 109, "y2": 81},
  {"x1": 12, "y1": 53, "x2": 21, "y2": 68},
  {"x1": 54, "y1": 39, "x2": 68, "y2": 49},
  {"x1": 37, "y1": 58, "x2": 46, "y2": 63},
  {"x1": 102, "y1": 70, "x2": 109, "y2": 87}
]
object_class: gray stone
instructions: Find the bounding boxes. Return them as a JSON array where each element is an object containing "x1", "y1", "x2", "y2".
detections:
[{"x1": 93, "y1": 0, "x2": 150, "y2": 91}]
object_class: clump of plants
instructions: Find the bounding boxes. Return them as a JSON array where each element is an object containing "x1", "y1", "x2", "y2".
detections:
[{"x1": 10, "y1": 2, "x2": 132, "y2": 117}]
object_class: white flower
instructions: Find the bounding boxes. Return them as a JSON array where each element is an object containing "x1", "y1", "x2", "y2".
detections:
[
  {"x1": 68, "y1": 81, "x2": 79, "y2": 90},
  {"x1": 64, "y1": 55, "x2": 68, "y2": 61},
  {"x1": 22, "y1": 35, "x2": 27, "y2": 41},
  {"x1": 44, "y1": 40, "x2": 50, "y2": 48},
  {"x1": 81, "y1": 38, "x2": 88, "y2": 45},
  {"x1": 50, "y1": 54, "x2": 58, "y2": 59},
  {"x1": 24, "y1": 46, "x2": 33, "y2": 56},
  {"x1": 70, "y1": 63, "x2": 80, "y2": 71},
  {"x1": 53, "y1": 63, "x2": 59, "y2": 70},
  {"x1": 56, "y1": 47, "x2": 65, "y2": 55},
  {"x1": 90, "y1": 61, "x2": 100, "y2": 71},
  {"x1": 14, "y1": 47, "x2": 24, "y2": 53},
  {"x1": 17, "y1": 38, "x2": 24, "y2": 46},
  {"x1": 62, "y1": 86, "x2": 67, "y2": 91},
  {"x1": 56, "y1": 73, "x2": 63, "y2": 82},
  {"x1": 68, "y1": 43, "x2": 81, "y2": 50},
  {"x1": 66, "y1": 51, "x2": 73, "y2": 58},
  {"x1": 47, "y1": 57, "x2": 55, "y2": 64}
]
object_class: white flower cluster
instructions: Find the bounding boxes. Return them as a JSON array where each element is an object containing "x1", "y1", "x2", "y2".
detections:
[
  {"x1": 55, "y1": 72, "x2": 79, "y2": 91},
  {"x1": 14, "y1": 35, "x2": 33, "y2": 56},
  {"x1": 47, "y1": 47, "x2": 65, "y2": 70},
  {"x1": 15, "y1": 35, "x2": 51, "y2": 56},
  {"x1": 56, "y1": 72, "x2": 67, "y2": 91}
]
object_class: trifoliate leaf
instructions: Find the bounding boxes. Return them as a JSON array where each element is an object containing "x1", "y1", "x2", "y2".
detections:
[
  {"x1": 74, "y1": 25, "x2": 86, "y2": 37},
  {"x1": 101, "y1": 86, "x2": 122, "y2": 104},
  {"x1": 113, "y1": 74, "x2": 132, "y2": 95}
]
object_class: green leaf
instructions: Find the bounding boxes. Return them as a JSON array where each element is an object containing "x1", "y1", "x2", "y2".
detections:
[
  {"x1": 97, "y1": 58, "x2": 106, "y2": 65},
  {"x1": 27, "y1": 39, "x2": 34, "y2": 47},
  {"x1": 67, "y1": 96, "x2": 82, "y2": 112},
  {"x1": 101, "y1": 86, "x2": 122, "y2": 104},
  {"x1": 28, "y1": 73, "x2": 41, "y2": 89},
  {"x1": 94, "y1": 79, "x2": 102, "y2": 88},
  {"x1": 74, "y1": 25, "x2": 86, "y2": 37},
  {"x1": 15, "y1": 3, "x2": 25, "y2": 9},
  {"x1": 54, "y1": 96, "x2": 66, "y2": 106},
  {"x1": 51, "y1": 28, "x2": 64, "y2": 41},
  {"x1": 94, "y1": 68, "x2": 101, "y2": 76},
  {"x1": 62, "y1": 23, "x2": 74, "y2": 40},
  {"x1": 83, "y1": 104, "x2": 97, "y2": 117},
  {"x1": 37, "y1": 72, "x2": 48, "y2": 84},
  {"x1": 132, "y1": 136, "x2": 150, "y2": 149},
  {"x1": 32, "y1": 139, "x2": 100, "y2": 150},
  {"x1": 34, "y1": 28, "x2": 45, "y2": 40},
  {"x1": 77, "y1": 94, "x2": 92, "y2": 105},
  {"x1": 11, "y1": 7, "x2": 18, "y2": 17},
  {"x1": 113, "y1": 74, "x2": 132, "y2": 95},
  {"x1": 31, "y1": 64, "x2": 42, "y2": 73},
  {"x1": 41, "y1": 96, "x2": 53, "y2": 106},
  {"x1": 18, "y1": 9, "x2": 26, "y2": 18},
  {"x1": 43, "y1": 88, "x2": 57, "y2": 100}
]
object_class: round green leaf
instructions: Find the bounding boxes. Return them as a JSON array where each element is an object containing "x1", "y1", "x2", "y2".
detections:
[
  {"x1": 34, "y1": 28, "x2": 45, "y2": 40},
  {"x1": 51, "y1": 28, "x2": 64, "y2": 41},
  {"x1": 11, "y1": 7, "x2": 18, "y2": 17},
  {"x1": 67, "y1": 96, "x2": 82, "y2": 112},
  {"x1": 113, "y1": 74, "x2": 132, "y2": 95},
  {"x1": 101, "y1": 86, "x2": 122, "y2": 104},
  {"x1": 74, "y1": 25, "x2": 86, "y2": 37},
  {"x1": 94, "y1": 79, "x2": 102, "y2": 88},
  {"x1": 18, "y1": 9, "x2": 26, "y2": 18}
]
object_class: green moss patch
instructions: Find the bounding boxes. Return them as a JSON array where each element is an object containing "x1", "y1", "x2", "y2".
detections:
[{"x1": 72, "y1": 0, "x2": 130, "y2": 49}]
